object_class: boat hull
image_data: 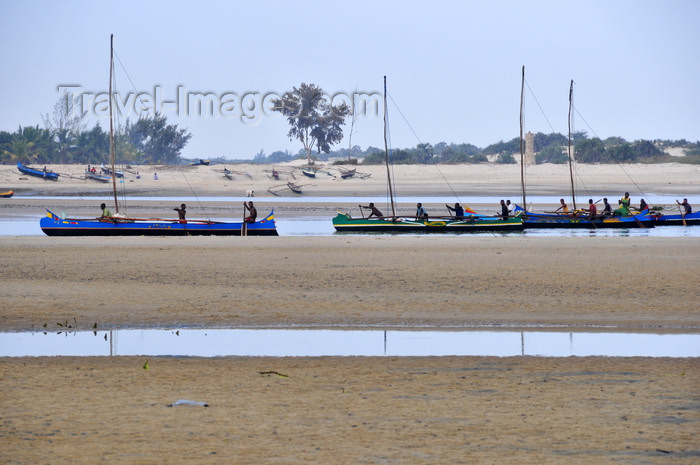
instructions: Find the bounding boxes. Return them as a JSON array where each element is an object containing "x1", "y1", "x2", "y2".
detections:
[
  {"x1": 17, "y1": 162, "x2": 59, "y2": 181},
  {"x1": 40, "y1": 210, "x2": 278, "y2": 236},
  {"x1": 332, "y1": 212, "x2": 523, "y2": 233},
  {"x1": 514, "y1": 205, "x2": 656, "y2": 229},
  {"x1": 520, "y1": 214, "x2": 656, "y2": 229},
  {"x1": 85, "y1": 173, "x2": 111, "y2": 183},
  {"x1": 648, "y1": 211, "x2": 700, "y2": 226},
  {"x1": 0, "y1": 190, "x2": 13, "y2": 198}
]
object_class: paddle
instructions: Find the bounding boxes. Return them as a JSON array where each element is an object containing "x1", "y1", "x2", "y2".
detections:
[
  {"x1": 632, "y1": 213, "x2": 646, "y2": 228},
  {"x1": 678, "y1": 202, "x2": 687, "y2": 227},
  {"x1": 242, "y1": 203, "x2": 248, "y2": 236}
]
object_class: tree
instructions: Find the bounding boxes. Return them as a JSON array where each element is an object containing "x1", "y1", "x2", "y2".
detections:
[
  {"x1": 606, "y1": 143, "x2": 635, "y2": 162},
  {"x1": 72, "y1": 124, "x2": 110, "y2": 164},
  {"x1": 483, "y1": 138, "x2": 519, "y2": 155},
  {"x1": 603, "y1": 136, "x2": 627, "y2": 146},
  {"x1": 270, "y1": 83, "x2": 350, "y2": 165},
  {"x1": 536, "y1": 144, "x2": 567, "y2": 164},
  {"x1": 631, "y1": 140, "x2": 663, "y2": 159},
  {"x1": 4, "y1": 126, "x2": 52, "y2": 164},
  {"x1": 42, "y1": 94, "x2": 87, "y2": 163},
  {"x1": 415, "y1": 143, "x2": 434, "y2": 164},
  {"x1": 533, "y1": 132, "x2": 567, "y2": 152},
  {"x1": 125, "y1": 113, "x2": 192, "y2": 164},
  {"x1": 496, "y1": 153, "x2": 516, "y2": 164},
  {"x1": 574, "y1": 138, "x2": 606, "y2": 163}
]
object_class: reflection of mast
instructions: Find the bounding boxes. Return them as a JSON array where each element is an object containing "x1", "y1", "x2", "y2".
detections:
[
  {"x1": 521, "y1": 331, "x2": 524, "y2": 356},
  {"x1": 569, "y1": 332, "x2": 573, "y2": 355},
  {"x1": 384, "y1": 330, "x2": 387, "y2": 356}
]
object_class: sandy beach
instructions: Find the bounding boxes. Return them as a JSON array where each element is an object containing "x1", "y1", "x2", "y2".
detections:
[
  {"x1": 1, "y1": 162, "x2": 699, "y2": 463},
  {"x1": 3, "y1": 161, "x2": 700, "y2": 199}
]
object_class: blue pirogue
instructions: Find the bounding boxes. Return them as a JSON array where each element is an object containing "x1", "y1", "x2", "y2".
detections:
[
  {"x1": 513, "y1": 204, "x2": 699, "y2": 228},
  {"x1": 40, "y1": 209, "x2": 278, "y2": 236},
  {"x1": 17, "y1": 161, "x2": 59, "y2": 181},
  {"x1": 648, "y1": 210, "x2": 700, "y2": 226},
  {"x1": 513, "y1": 205, "x2": 657, "y2": 229}
]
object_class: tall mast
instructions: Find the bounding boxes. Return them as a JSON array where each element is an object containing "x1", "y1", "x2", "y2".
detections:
[
  {"x1": 567, "y1": 79, "x2": 576, "y2": 210},
  {"x1": 519, "y1": 65, "x2": 526, "y2": 211},
  {"x1": 383, "y1": 76, "x2": 396, "y2": 218},
  {"x1": 109, "y1": 34, "x2": 119, "y2": 213}
]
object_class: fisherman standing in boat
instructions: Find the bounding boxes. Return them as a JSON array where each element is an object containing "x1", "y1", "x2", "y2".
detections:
[
  {"x1": 173, "y1": 203, "x2": 187, "y2": 223},
  {"x1": 415, "y1": 203, "x2": 428, "y2": 221},
  {"x1": 613, "y1": 199, "x2": 630, "y2": 216},
  {"x1": 360, "y1": 202, "x2": 384, "y2": 219},
  {"x1": 243, "y1": 201, "x2": 257, "y2": 223},
  {"x1": 620, "y1": 192, "x2": 631, "y2": 211},
  {"x1": 446, "y1": 202, "x2": 464, "y2": 219}
]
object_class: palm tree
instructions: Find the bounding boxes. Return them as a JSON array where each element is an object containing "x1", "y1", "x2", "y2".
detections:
[{"x1": 5, "y1": 126, "x2": 51, "y2": 163}]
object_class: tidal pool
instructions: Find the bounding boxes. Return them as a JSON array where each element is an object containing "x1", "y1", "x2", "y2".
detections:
[{"x1": 1, "y1": 329, "x2": 698, "y2": 358}]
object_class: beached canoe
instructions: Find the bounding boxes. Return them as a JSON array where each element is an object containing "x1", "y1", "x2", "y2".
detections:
[{"x1": 17, "y1": 162, "x2": 59, "y2": 181}]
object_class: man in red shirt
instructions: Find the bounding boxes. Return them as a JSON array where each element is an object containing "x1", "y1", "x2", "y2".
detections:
[{"x1": 587, "y1": 198, "x2": 597, "y2": 220}]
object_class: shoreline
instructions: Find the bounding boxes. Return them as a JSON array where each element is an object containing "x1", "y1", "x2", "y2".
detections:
[{"x1": 3, "y1": 162, "x2": 699, "y2": 198}]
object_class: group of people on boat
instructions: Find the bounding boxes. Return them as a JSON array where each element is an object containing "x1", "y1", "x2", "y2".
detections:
[
  {"x1": 360, "y1": 201, "x2": 506, "y2": 222},
  {"x1": 98, "y1": 200, "x2": 259, "y2": 224},
  {"x1": 498, "y1": 200, "x2": 515, "y2": 219},
  {"x1": 549, "y1": 193, "x2": 643, "y2": 219},
  {"x1": 544, "y1": 193, "x2": 693, "y2": 220},
  {"x1": 360, "y1": 202, "x2": 461, "y2": 221}
]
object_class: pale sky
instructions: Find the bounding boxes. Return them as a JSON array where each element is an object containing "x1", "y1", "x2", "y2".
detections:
[{"x1": 1, "y1": 0, "x2": 698, "y2": 160}]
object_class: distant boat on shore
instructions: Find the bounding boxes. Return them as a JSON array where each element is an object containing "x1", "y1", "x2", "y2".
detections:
[{"x1": 16, "y1": 162, "x2": 59, "y2": 181}]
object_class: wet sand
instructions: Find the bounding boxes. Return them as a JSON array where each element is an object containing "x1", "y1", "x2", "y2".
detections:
[
  {"x1": 1, "y1": 162, "x2": 699, "y2": 463},
  {"x1": 1, "y1": 356, "x2": 697, "y2": 464},
  {"x1": 1, "y1": 236, "x2": 699, "y2": 331}
]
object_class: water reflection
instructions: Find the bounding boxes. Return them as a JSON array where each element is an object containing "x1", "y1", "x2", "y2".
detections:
[{"x1": 1, "y1": 329, "x2": 697, "y2": 358}]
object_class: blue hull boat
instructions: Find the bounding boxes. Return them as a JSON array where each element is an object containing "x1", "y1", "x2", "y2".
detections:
[
  {"x1": 648, "y1": 210, "x2": 700, "y2": 226},
  {"x1": 17, "y1": 161, "x2": 59, "y2": 181},
  {"x1": 40, "y1": 209, "x2": 278, "y2": 236},
  {"x1": 514, "y1": 205, "x2": 655, "y2": 229}
]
